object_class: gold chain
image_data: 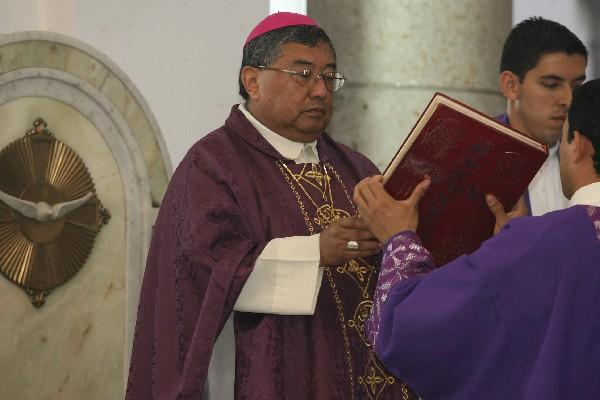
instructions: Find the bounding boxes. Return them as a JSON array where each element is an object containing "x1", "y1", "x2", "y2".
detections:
[
  {"x1": 276, "y1": 160, "x2": 314, "y2": 235},
  {"x1": 324, "y1": 266, "x2": 356, "y2": 400},
  {"x1": 276, "y1": 159, "x2": 356, "y2": 399},
  {"x1": 324, "y1": 162, "x2": 356, "y2": 214},
  {"x1": 280, "y1": 162, "x2": 333, "y2": 211},
  {"x1": 276, "y1": 159, "x2": 410, "y2": 400},
  {"x1": 327, "y1": 163, "x2": 413, "y2": 400}
]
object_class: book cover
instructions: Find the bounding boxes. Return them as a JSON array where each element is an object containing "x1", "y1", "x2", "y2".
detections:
[{"x1": 383, "y1": 92, "x2": 548, "y2": 265}]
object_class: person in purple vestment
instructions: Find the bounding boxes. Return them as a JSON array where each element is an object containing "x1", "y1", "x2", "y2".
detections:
[
  {"x1": 497, "y1": 17, "x2": 587, "y2": 216},
  {"x1": 126, "y1": 12, "x2": 415, "y2": 400},
  {"x1": 354, "y1": 78, "x2": 600, "y2": 400}
]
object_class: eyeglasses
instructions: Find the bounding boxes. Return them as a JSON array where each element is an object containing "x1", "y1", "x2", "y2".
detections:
[{"x1": 255, "y1": 65, "x2": 345, "y2": 92}]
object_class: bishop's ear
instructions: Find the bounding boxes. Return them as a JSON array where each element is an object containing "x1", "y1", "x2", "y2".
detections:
[
  {"x1": 499, "y1": 71, "x2": 520, "y2": 101},
  {"x1": 240, "y1": 66, "x2": 261, "y2": 100}
]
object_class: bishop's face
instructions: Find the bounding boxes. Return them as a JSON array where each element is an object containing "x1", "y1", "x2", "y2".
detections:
[{"x1": 248, "y1": 41, "x2": 336, "y2": 143}]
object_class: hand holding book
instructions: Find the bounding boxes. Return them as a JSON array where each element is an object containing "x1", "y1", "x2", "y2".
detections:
[
  {"x1": 354, "y1": 175, "x2": 431, "y2": 243},
  {"x1": 486, "y1": 194, "x2": 529, "y2": 235},
  {"x1": 377, "y1": 93, "x2": 548, "y2": 265},
  {"x1": 354, "y1": 177, "x2": 528, "y2": 248}
]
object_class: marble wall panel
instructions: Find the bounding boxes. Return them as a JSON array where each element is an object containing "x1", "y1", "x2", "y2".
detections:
[
  {"x1": 0, "y1": 33, "x2": 171, "y2": 203},
  {"x1": 99, "y1": 73, "x2": 168, "y2": 205},
  {"x1": 0, "y1": 98, "x2": 126, "y2": 400},
  {"x1": 0, "y1": 32, "x2": 171, "y2": 400}
]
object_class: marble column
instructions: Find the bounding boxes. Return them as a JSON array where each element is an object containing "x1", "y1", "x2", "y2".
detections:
[
  {"x1": 582, "y1": 0, "x2": 600, "y2": 77},
  {"x1": 309, "y1": 0, "x2": 512, "y2": 169}
]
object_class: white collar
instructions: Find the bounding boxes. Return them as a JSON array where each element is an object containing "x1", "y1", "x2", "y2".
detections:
[
  {"x1": 548, "y1": 141, "x2": 559, "y2": 157},
  {"x1": 238, "y1": 103, "x2": 319, "y2": 163},
  {"x1": 570, "y1": 182, "x2": 600, "y2": 207}
]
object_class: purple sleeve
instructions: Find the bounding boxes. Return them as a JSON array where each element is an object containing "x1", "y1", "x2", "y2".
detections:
[
  {"x1": 367, "y1": 206, "x2": 600, "y2": 399},
  {"x1": 585, "y1": 205, "x2": 600, "y2": 242},
  {"x1": 366, "y1": 231, "x2": 434, "y2": 351}
]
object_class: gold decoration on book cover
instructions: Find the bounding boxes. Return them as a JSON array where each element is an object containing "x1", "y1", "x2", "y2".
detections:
[{"x1": 0, "y1": 119, "x2": 110, "y2": 307}]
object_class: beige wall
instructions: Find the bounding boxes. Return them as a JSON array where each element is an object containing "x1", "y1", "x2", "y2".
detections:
[
  {"x1": 0, "y1": 2, "x2": 269, "y2": 399},
  {"x1": 513, "y1": 0, "x2": 597, "y2": 77},
  {"x1": 0, "y1": 0, "x2": 269, "y2": 168}
]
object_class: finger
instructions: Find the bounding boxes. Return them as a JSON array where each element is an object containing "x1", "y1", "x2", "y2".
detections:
[
  {"x1": 344, "y1": 222, "x2": 374, "y2": 235},
  {"x1": 406, "y1": 178, "x2": 431, "y2": 206},
  {"x1": 486, "y1": 194, "x2": 508, "y2": 226},
  {"x1": 355, "y1": 203, "x2": 372, "y2": 229},
  {"x1": 353, "y1": 185, "x2": 370, "y2": 209},
  {"x1": 351, "y1": 218, "x2": 371, "y2": 231},
  {"x1": 360, "y1": 176, "x2": 381, "y2": 204},
  {"x1": 344, "y1": 228, "x2": 378, "y2": 241},
  {"x1": 353, "y1": 178, "x2": 371, "y2": 205},
  {"x1": 367, "y1": 175, "x2": 385, "y2": 192},
  {"x1": 367, "y1": 179, "x2": 395, "y2": 203},
  {"x1": 337, "y1": 216, "x2": 374, "y2": 232},
  {"x1": 356, "y1": 229, "x2": 378, "y2": 241},
  {"x1": 353, "y1": 239, "x2": 382, "y2": 251},
  {"x1": 353, "y1": 176, "x2": 381, "y2": 208},
  {"x1": 513, "y1": 195, "x2": 528, "y2": 215},
  {"x1": 354, "y1": 175, "x2": 382, "y2": 199}
]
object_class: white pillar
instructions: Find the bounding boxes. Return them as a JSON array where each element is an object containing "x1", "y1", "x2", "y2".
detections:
[
  {"x1": 270, "y1": 0, "x2": 307, "y2": 14},
  {"x1": 309, "y1": 0, "x2": 512, "y2": 169}
]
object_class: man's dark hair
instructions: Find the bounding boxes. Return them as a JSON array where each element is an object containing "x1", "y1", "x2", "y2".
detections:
[
  {"x1": 567, "y1": 79, "x2": 600, "y2": 174},
  {"x1": 500, "y1": 17, "x2": 587, "y2": 81},
  {"x1": 238, "y1": 25, "x2": 336, "y2": 100}
]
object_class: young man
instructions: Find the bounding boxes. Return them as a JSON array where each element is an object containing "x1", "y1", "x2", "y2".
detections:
[
  {"x1": 126, "y1": 12, "x2": 412, "y2": 400},
  {"x1": 498, "y1": 17, "x2": 587, "y2": 215},
  {"x1": 354, "y1": 79, "x2": 600, "y2": 399}
]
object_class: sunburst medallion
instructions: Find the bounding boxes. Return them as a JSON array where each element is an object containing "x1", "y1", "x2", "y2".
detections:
[{"x1": 0, "y1": 119, "x2": 110, "y2": 307}]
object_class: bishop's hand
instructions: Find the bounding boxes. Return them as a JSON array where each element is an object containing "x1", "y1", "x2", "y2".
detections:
[
  {"x1": 319, "y1": 216, "x2": 381, "y2": 266},
  {"x1": 0, "y1": 189, "x2": 93, "y2": 222}
]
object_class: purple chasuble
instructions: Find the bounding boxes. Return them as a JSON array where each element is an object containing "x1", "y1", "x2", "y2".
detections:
[
  {"x1": 126, "y1": 106, "x2": 414, "y2": 399},
  {"x1": 367, "y1": 205, "x2": 600, "y2": 400}
]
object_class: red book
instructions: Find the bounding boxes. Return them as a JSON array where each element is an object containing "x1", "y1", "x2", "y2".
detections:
[{"x1": 383, "y1": 92, "x2": 548, "y2": 265}]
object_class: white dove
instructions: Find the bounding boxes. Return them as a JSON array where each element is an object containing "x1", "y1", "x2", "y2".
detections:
[{"x1": 0, "y1": 190, "x2": 93, "y2": 222}]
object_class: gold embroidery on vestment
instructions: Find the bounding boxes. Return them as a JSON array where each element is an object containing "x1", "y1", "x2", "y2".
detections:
[
  {"x1": 357, "y1": 352, "x2": 397, "y2": 400},
  {"x1": 276, "y1": 159, "x2": 408, "y2": 399},
  {"x1": 337, "y1": 258, "x2": 374, "y2": 299},
  {"x1": 347, "y1": 300, "x2": 373, "y2": 347}
]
